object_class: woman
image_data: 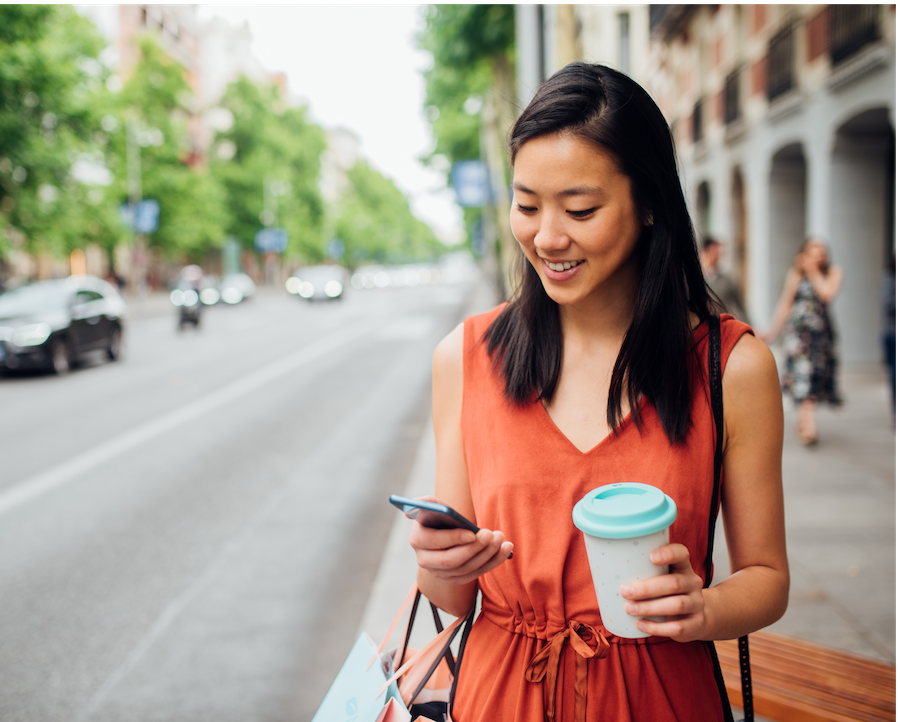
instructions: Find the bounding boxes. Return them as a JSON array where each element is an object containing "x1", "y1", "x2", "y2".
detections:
[
  {"x1": 762, "y1": 239, "x2": 843, "y2": 445},
  {"x1": 411, "y1": 63, "x2": 789, "y2": 721}
]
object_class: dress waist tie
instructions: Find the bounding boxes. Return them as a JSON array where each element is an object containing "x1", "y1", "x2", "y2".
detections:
[{"x1": 524, "y1": 620, "x2": 610, "y2": 722}]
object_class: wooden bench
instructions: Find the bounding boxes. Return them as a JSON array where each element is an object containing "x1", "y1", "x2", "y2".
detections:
[{"x1": 714, "y1": 632, "x2": 896, "y2": 721}]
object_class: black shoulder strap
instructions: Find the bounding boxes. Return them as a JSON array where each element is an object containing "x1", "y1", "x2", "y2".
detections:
[{"x1": 704, "y1": 315, "x2": 753, "y2": 722}]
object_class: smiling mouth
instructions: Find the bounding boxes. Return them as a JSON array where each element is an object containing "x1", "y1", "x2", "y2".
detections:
[{"x1": 543, "y1": 259, "x2": 585, "y2": 272}]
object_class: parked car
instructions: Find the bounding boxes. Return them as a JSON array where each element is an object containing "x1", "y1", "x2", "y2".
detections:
[
  {"x1": 286, "y1": 265, "x2": 347, "y2": 301},
  {"x1": 0, "y1": 275, "x2": 127, "y2": 374},
  {"x1": 218, "y1": 273, "x2": 256, "y2": 304}
]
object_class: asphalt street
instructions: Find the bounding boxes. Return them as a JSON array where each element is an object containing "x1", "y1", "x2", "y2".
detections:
[{"x1": 0, "y1": 266, "x2": 479, "y2": 722}]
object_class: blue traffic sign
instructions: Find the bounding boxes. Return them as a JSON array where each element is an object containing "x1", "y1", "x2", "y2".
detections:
[
  {"x1": 120, "y1": 199, "x2": 160, "y2": 234},
  {"x1": 451, "y1": 160, "x2": 489, "y2": 207},
  {"x1": 255, "y1": 227, "x2": 288, "y2": 253}
]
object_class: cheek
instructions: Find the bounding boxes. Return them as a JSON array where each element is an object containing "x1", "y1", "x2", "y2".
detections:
[{"x1": 510, "y1": 214, "x2": 535, "y2": 250}]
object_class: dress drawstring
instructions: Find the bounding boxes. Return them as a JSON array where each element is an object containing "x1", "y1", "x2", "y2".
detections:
[{"x1": 524, "y1": 620, "x2": 610, "y2": 722}]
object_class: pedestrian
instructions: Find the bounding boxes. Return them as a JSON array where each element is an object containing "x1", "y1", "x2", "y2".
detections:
[
  {"x1": 882, "y1": 257, "x2": 895, "y2": 424},
  {"x1": 410, "y1": 62, "x2": 788, "y2": 722},
  {"x1": 700, "y1": 237, "x2": 749, "y2": 323},
  {"x1": 761, "y1": 238, "x2": 843, "y2": 445}
]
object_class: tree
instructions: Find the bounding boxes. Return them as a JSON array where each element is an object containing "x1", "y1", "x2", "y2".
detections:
[
  {"x1": 209, "y1": 76, "x2": 326, "y2": 263},
  {"x1": 103, "y1": 36, "x2": 226, "y2": 262},
  {"x1": 331, "y1": 159, "x2": 443, "y2": 266},
  {"x1": 0, "y1": 5, "x2": 128, "y2": 269},
  {"x1": 419, "y1": 5, "x2": 517, "y2": 294}
]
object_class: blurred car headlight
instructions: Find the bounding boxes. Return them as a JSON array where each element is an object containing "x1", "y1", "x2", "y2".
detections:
[
  {"x1": 324, "y1": 280, "x2": 343, "y2": 298},
  {"x1": 200, "y1": 288, "x2": 220, "y2": 305},
  {"x1": 350, "y1": 274, "x2": 364, "y2": 290},
  {"x1": 13, "y1": 322, "x2": 52, "y2": 347},
  {"x1": 298, "y1": 281, "x2": 315, "y2": 299},
  {"x1": 170, "y1": 289, "x2": 185, "y2": 306},
  {"x1": 286, "y1": 277, "x2": 301, "y2": 294},
  {"x1": 183, "y1": 289, "x2": 199, "y2": 306},
  {"x1": 221, "y1": 287, "x2": 243, "y2": 304},
  {"x1": 374, "y1": 271, "x2": 390, "y2": 288}
]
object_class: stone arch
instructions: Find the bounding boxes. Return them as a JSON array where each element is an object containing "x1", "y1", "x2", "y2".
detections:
[
  {"x1": 829, "y1": 106, "x2": 895, "y2": 364},
  {"x1": 768, "y1": 142, "x2": 807, "y2": 312}
]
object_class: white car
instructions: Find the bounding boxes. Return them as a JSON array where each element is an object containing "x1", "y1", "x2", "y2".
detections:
[{"x1": 218, "y1": 273, "x2": 257, "y2": 304}]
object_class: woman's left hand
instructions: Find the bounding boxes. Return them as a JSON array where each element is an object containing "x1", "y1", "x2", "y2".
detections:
[{"x1": 618, "y1": 543, "x2": 706, "y2": 642}]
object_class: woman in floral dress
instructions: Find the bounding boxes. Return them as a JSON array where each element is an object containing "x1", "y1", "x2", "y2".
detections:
[{"x1": 763, "y1": 239, "x2": 843, "y2": 444}]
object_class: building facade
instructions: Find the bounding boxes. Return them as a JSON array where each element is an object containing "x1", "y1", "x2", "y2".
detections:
[{"x1": 649, "y1": 4, "x2": 895, "y2": 364}]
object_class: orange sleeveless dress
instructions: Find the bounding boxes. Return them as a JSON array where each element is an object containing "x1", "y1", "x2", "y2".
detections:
[{"x1": 453, "y1": 307, "x2": 751, "y2": 722}]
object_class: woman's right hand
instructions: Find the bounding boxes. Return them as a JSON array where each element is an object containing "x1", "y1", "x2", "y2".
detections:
[{"x1": 410, "y1": 499, "x2": 513, "y2": 586}]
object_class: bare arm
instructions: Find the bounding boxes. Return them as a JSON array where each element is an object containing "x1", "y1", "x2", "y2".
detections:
[
  {"x1": 804, "y1": 263, "x2": 843, "y2": 304},
  {"x1": 621, "y1": 334, "x2": 789, "y2": 641},
  {"x1": 760, "y1": 268, "x2": 801, "y2": 342},
  {"x1": 412, "y1": 323, "x2": 513, "y2": 617}
]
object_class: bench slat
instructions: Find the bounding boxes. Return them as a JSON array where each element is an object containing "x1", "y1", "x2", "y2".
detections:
[{"x1": 714, "y1": 632, "x2": 896, "y2": 722}]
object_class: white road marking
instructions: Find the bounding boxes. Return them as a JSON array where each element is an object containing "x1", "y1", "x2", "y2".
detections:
[{"x1": 0, "y1": 321, "x2": 372, "y2": 517}]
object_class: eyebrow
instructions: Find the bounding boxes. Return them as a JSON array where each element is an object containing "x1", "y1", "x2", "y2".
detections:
[{"x1": 512, "y1": 182, "x2": 607, "y2": 198}]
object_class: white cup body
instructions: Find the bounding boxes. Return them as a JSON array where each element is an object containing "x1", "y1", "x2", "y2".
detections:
[{"x1": 582, "y1": 527, "x2": 670, "y2": 638}]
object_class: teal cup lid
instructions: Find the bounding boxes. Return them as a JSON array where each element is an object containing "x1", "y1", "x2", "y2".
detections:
[{"x1": 572, "y1": 483, "x2": 677, "y2": 539}]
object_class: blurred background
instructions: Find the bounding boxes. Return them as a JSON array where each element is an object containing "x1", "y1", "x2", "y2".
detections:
[{"x1": 0, "y1": 5, "x2": 894, "y2": 722}]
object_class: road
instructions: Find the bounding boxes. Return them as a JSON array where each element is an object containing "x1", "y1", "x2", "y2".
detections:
[{"x1": 0, "y1": 271, "x2": 480, "y2": 722}]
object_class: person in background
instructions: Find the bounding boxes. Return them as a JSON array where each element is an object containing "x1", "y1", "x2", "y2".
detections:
[
  {"x1": 882, "y1": 257, "x2": 895, "y2": 425},
  {"x1": 761, "y1": 238, "x2": 843, "y2": 445},
  {"x1": 700, "y1": 238, "x2": 749, "y2": 323}
]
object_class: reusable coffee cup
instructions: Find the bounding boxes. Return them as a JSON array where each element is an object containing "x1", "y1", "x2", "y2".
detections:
[{"x1": 572, "y1": 483, "x2": 677, "y2": 638}]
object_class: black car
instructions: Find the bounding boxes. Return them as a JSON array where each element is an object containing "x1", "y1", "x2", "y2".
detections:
[{"x1": 0, "y1": 275, "x2": 128, "y2": 374}]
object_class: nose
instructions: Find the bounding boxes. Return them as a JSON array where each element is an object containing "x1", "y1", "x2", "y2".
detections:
[{"x1": 533, "y1": 212, "x2": 571, "y2": 253}]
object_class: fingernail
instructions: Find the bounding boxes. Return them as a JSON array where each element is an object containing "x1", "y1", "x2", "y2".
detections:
[
  {"x1": 625, "y1": 603, "x2": 638, "y2": 615},
  {"x1": 507, "y1": 551, "x2": 514, "y2": 560},
  {"x1": 650, "y1": 551, "x2": 663, "y2": 564},
  {"x1": 620, "y1": 584, "x2": 634, "y2": 597}
]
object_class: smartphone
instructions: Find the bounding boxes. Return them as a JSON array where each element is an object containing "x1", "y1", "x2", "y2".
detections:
[{"x1": 389, "y1": 495, "x2": 480, "y2": 533}]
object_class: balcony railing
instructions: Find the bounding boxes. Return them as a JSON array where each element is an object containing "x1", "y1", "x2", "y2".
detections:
[
  {"x1": 831, "y1": 5, "x2": 880, "y2": 65},
  {"x1": 767, "y1": 23, "x2": 795, "y2": 100},
  {"x1": 724, "y1": 69, "x2": 741, "y2": 125}
]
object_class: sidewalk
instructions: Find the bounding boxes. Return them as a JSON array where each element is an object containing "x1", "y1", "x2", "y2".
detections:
[{"x1": 358, "y1": 286, "x2": 896, "y2": 700}]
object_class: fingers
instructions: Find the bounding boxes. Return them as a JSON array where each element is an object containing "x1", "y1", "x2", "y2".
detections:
[
  {"x1": 412, "y1": 525, "x2": 514, "y2": 586},
  {"x1": 618, "y1": 543, "x2": 705, "y2": 642}
]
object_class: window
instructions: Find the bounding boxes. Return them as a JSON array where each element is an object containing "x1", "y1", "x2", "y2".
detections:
[
  {"x1": 831, "y1": 5, "x2": 880, "y2": 65},
  {"x1": 724, "y1": 69, "x2": 741, "y2": 124},
  {"x1": 767, "y1": 23, "x2": 795, "y2": 100},
  {"x1": 692, "y1": 98, "x2": 704, "y2": 143}
]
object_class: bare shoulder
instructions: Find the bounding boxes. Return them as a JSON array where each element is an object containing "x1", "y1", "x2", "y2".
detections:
[
  {"x1": 723, "y1": 332, "x2": 780, "y2": 395},
  {"x1": 722, "y1": 332, "x2": 783, "y2": 444},
  {"x1": 433, "y1": 322, "x2": 465, "y2": 375}
]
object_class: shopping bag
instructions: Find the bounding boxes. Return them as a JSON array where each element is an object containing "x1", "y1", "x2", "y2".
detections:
[{"x1": 311, "y1": 631, "x2": 406, "y2": 722}]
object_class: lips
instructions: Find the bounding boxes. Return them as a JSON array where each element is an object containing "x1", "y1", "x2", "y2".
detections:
[{"x1": 541, "y1": 258, "x2": 584, "y2": 280}]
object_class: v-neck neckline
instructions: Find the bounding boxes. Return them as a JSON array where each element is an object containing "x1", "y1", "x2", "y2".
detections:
[
  {"x1": 535, "y1": 394, "x2": 648, "y2": 455},
  {"x1": 532, "y1": 321, "x2": 709, "y2": 455}
]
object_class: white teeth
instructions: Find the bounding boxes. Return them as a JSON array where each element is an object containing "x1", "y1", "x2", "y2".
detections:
[{"x1": 547, "y1": 260, "x2": 582, "y2": 272}]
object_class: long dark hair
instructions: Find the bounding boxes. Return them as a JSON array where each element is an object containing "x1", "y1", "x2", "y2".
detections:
[{"x1": 485, "y1": 62, "x2": 713, "y2": 444}]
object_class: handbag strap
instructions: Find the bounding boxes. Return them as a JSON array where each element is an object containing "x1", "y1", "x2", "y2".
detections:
[{"x1": 705, "y1": 315, "x2": 753, "y2": 722}]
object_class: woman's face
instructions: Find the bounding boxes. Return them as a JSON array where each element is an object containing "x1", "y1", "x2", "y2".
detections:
[
  {"x1": 804, "y1": 242, "x2": 828, "y2": 269},
  {"x1": 510, "y1": 133, "x2": 645, "y2": 309}
]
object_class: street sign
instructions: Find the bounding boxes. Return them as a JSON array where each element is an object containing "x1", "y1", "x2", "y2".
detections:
[
  {"x1": 327, "y1": 238, "x2": 345, "y2": 260},
  {"x1": 451, "y1": 160, "x2": 489, "y2": 207},
  {"x1": 254, "y1": 227, "x2": 288, "y2": 253},
  {"x1": 119, "y1": 199, "x2": 160, "y2": 234}
]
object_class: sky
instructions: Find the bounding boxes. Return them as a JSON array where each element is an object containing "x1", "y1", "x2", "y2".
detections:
[{"x1": 193, "y1": 5, "x2": 464, "y2": 244}]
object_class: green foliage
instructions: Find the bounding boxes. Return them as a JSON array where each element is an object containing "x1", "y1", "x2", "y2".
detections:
[
  {"x1": 418, "y1": 5, "x2": 515, "y2": 251},
  {"x1": 103, "y1": 36, "x2": 226, "y2": 260},
  {"x1": 209, "y1": 76, "x2": 326, "y2": 261},
  {"x1": 0, "y1": 5, "x2": 127, "y2": 260},
  {"x1": 331, "y1": 160, "x2": 442, "y2": 266}
]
